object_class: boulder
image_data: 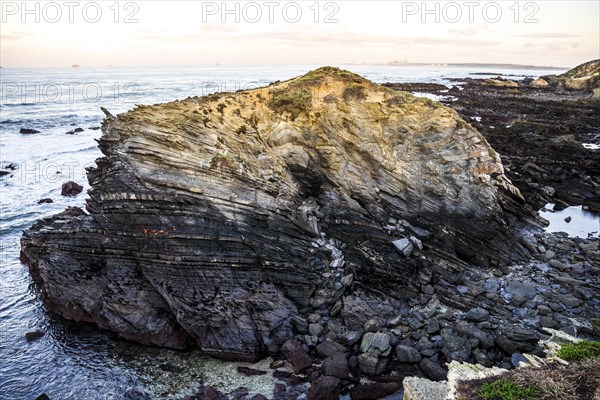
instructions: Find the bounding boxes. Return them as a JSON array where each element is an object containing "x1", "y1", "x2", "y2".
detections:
[
  {"x1": 360, "y1": 332, "x2": 391, "y2": 356},
  {"x1": 281, "y1": 339, "x2": 312, "y2": 374},
  {"x1": 529, "y1": 78, "x2": 549, "y2": 89},
  {"x1": 322, "y1": 352, "x2": 350, "y2": 379},
  {"x1": 464, "y1": 307, "x2": 489, "y2": 322},
  {"x1": 61, "y1": 181, "x2": 83, "y2": 197},
  {"x1": 420, "y1": 358, "x2": 448, "y2": 381},
  {"x1": 393, "y1": 238, "x2": 413, "y2": 257},
  {"x1": 358, "y1": 352, "x2": 388, "y2": 375},
  {"x1": 396, "y1": 345, "x2": 421, "y2": 363},
  {"x1": 307, "y1": 376, "x2": 341, "y2": 400}
]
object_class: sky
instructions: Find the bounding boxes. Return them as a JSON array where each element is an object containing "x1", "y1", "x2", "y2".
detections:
[{"x1": 0, "y1": 0, "x2": 598, "y2": 68}]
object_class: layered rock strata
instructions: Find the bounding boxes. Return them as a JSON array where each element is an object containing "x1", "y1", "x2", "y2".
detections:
[{"x1": 21, "y1": 67, "x2": 533, "y2": 363}]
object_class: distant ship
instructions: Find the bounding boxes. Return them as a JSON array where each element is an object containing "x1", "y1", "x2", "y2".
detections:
[{"x1": 71, "y1": 64, "x2": 80, "y2": 68}]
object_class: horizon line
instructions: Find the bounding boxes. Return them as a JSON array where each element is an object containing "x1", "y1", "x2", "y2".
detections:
[{"x1": 0, "y1": 62, "x2": 570, "y2": 70}]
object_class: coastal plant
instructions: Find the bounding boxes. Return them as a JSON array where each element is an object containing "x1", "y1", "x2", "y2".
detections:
[
  {"x1": 268, "y1": 89, "x2": 311, "y2": 120},
  {"x1": 342, "y1": 84, "x2": 367, "y2": 101},
  {"x1": 556, "y1": 340, "x2": 600, "y2": 361},
  {"x1": 480, "y1": 379, "x2": 541, "y2": 400}
]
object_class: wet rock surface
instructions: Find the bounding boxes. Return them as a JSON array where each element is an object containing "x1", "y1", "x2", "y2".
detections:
[{"x1": 19, "y1": 65, "x2": 600, "y2": 398}]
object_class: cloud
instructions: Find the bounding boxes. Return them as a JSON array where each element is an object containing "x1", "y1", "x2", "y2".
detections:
[
  {"x1": 201, "y1": 24, "x2": 238, "y2": 33},
  {"x1": 0, "y1": 31, "x2": 33, "y2": 40},
  {"x1": 414, "y1": 36, "x2": 500, "y2": 47},
  {"x1": 515, "y1": 32, "x2": 582, "y2": 39},
  {"x1": 448, "y1": 25, "x2": 494, "y2": 36},
  {"x1": 523, "y1": 42, "x2": 580, "y2": 52}
]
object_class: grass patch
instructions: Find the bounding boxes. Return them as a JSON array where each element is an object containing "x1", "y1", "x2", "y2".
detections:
[
  {"x1": 268, "y1": 89, "x2": 311, "y2": 120},
  {"x1": 480, "y1": 380, "x2": 541, "y2": 400},
  {"x1": 457, "y1": 356, "x2": 600, "y2": 400},
  {"x1": 287, "y1": 66, "x2": 368, "y2": 90},
  {"x1": 342, "y1": 84, "x2": 367, "y2": 101},
  {"x1": 557, "y1": 340, "x2": 600, "y2": 361}
]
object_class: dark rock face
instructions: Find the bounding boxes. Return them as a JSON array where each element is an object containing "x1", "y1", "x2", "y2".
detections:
[
  {"x1": 21, "y1": 67, "x2": 534, "y2": 362},
  {"x1": 61, "y1": 181, "x2": 83, "y2": 197}
]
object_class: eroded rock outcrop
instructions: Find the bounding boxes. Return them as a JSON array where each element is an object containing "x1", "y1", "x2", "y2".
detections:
[{"x1": 21, "y1": 67, "x2": 532, "y2": 363}]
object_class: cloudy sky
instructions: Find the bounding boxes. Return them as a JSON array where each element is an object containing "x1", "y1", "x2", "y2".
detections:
[{"x1": 1, "y1": 0, "x2": 598, "y2": 68}]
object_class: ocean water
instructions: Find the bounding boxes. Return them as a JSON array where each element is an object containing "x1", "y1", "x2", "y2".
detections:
[{"x1": 0, "y1": 64, "x2": 583, "y2": 399}]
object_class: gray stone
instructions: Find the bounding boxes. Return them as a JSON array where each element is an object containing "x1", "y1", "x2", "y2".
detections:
[
  {"x1": 419, "y1": 358, "x2": 447, "y2": 381},
  {"x1": 465, "y1": 307, "x2": 489, "y2": 322},
  {"x1": 511, "y1": 352, "x2": 528, "y2": 367},
  {"x1": 560, "y1": 294, "x2": 582, "y2": 308},
  {"x1": 341, "y1": 274, "x2": 354, "y2": 287},
  {"x1": 364, "y1": 318, "x2": 381, "y2": 333},
  {"x1": 309, "y1": 323, "x2": 324, "y2": 337},
  {"x1": 341, "y1": 330, "x2": 362, "y2": 346},
  {"x1": 358, "y1": 352, "x2": 388, "y2": 375},
  {"x1": 549, "y1": 260, "x2": 567, "y2": 270},
  {"x1": 316, "y1": 340, "x2": 348, "y2": 358},
  {"x1": 409, "y1": 236, "x2": 423, "y2": 250},
  {"x1": 455, "y1": 321, "x2": 494, "y2": 349},
  {"x1": 392, "y1": 238, "x2": 413, "y2": 257},
  {"x1": 360, "y1": 332, "x2": 391, "y2": 356},
  {"x1": 426, "y1": 318, "x2": 440, "y2": 334},
  {"x1": 322, "y1": 352, "x2": 350, "y2": 379},
  {"x1": 506, "y1": 281, "x2": 537, "y2": 300},
  {"x1": 396, "y1": 345, "x2": 422, "y2": 363},
  {"x1": 422, "y1": 285, "x2": 435, "y2": 295},
  {"x1": 442, "y1": 334, "x2": 471, "y2": 361}
]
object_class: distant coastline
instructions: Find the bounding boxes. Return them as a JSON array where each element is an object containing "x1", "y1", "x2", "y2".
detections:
[{"x1": 378, "y1": 61, "x2": 566, "y2": 70}]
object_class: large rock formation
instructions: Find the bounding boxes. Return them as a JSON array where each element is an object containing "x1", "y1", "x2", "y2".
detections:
[
  {"x1": 541, "y1": 59, "x2": 600, "y2": 94},
  {"x1": 21, "y1": 67, "x2": 532, "y2": 362}
]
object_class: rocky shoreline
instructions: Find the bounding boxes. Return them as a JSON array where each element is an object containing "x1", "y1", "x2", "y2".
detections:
[{"x1": 20, "y1": 63, "x2": 599, "y2": 399}]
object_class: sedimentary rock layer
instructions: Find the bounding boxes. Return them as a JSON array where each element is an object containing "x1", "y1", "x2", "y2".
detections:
[{"x1": 21, "y1": 67, "x2": 532, "y2": 361}]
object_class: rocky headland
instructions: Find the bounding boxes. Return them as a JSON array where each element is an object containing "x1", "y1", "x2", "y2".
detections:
[{"x1": 20, "y1": 66, "x2": 599, "y2": 399}]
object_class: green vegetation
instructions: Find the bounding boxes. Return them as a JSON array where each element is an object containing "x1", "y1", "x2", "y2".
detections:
[
  {"x1": 268, "y1": 89, "x2": 311, "y2": 120},
  {"x1": 216, "y1": 103, "x2": 226, "y2": 115},
  {"x1": 480, "y1": 380, "x2": 541, "y2": 400},
  {"x1": 287, "y1": 66, "x2": 367, "y2": 90},
  {"x1": 557, "y1": 340, "x2": 600, "y2": 361},
  {"x1": 342, "y1": 84, "x2": 367, "y2": 101}
]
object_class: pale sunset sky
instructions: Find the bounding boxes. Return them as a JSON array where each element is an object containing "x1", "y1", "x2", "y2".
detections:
[{"x1": 1, "y1": 0, "x2": 598, "y2": 68}]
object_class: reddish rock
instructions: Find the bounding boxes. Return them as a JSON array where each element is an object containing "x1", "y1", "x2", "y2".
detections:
[
  {"x1": 307, "y1": 376, "x2": 341, "y2": 400},
  {"x1": 61, "y1": 181, "x2": 83, "y2": 196},
  {"x1": 281, "y1": 339, "x2": 312, "y2": 374}
]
